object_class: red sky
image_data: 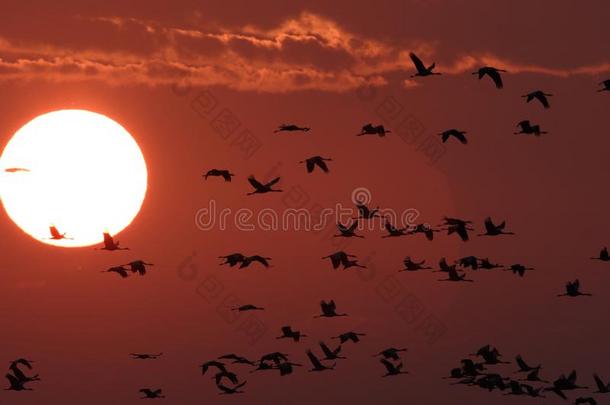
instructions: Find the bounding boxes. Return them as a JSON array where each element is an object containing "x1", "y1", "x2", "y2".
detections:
[{"x1": 1, "y1": 1, "x2": 610, "y2": 403}]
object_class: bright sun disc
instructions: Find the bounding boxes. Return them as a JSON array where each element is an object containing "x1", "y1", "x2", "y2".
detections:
[{"x1": 0, "y1": 110, "x2": 147, "y2": 247}]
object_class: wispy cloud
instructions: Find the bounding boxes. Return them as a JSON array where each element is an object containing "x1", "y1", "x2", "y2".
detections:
[{"x1": 1, "y1": 12, "x2": 609, "y2": 92}]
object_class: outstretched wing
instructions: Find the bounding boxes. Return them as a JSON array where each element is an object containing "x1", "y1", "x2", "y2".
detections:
[
  {"x1": 409, "y1": 52, "x2": 426, "y2": 73},
  {"x1": 306, "y1": 350, "x2": 323, "y2": 368},
  {"x1": 265, "y1": 177, "x2": 281, "y2": 187},
  {"x1": 248, "y1": 176, "x2": 264, "y2": 190}
]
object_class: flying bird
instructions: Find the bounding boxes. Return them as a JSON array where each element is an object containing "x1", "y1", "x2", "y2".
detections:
[
  {"x1": 374, "y1": 348, "x2": 407, "y2": 361},
  {"x1": 101, "y1": 266, "x2": 130, "y2": 278},
  {"x1": 593, "y1": 373, "x2": 610, "y2": 393},
  {"x1": 299, "y1": 156, "x2": 332, "y2": 173},
  {"x1": 522, "y1": 90, "x2": 552, "y2": 108},
  {"x1": 201, "y1": 361, "x2": 227, "y2": 375},
  {"x1": 558, "y1": 280, "x2": 592, "y2": 297},
  {"x1": 380, "y1": 359, "x2": 408, "y2": 377},
  {"x1": 354, "y1": 202, "x2": 380, "y2": 220},
  {"x1": 439, "y1": 129, "x2": 468, "y2": 144},
  {"x1": 247, "y1": 176, "x2": 282, "y2": 195},
  {"x1": 383, "y1": 220, "x2": 409, "y2": 237},
  {"x1": 204, "y1": 169, "x2": 234, "y2": 182},
  {"x1": 334, "y1": 220, "x2": 363, "y2": 238},
  {"x1": 231, "y1": 304, "x2": 264, "y2": 312},
  {"x1": 319, "y1": 341, "x2": 346, "y2": 360},
  {"x1": 314, "y1": 300, "x2": 348, "y2": 318},
  {"x1": 515, "y1": 355, "x2": 540, "y2": 373},
  {"x1": 212, "y1": 370, "x2": 239, "y2": 386},
  {"x1": 305, "y1": 350, "x2": 335, "y2": 372},
  {"x1": 274, "y1": 124, "x2": 310, "y2": 133},
  {"x1": 123, "y1": 260, "x2": 154, "y2": 276},
  {"x1": 239, "y1": 255, "x2": 271, "y2": 269},
  {"x1": 408, "y1": 223, "x2": 439, "y2": 241},
  {"x1": 438, "y1": 268, "x2": 473, "y2": 283},
  {"x1": 139, "y1": 388, "x2": 165, "y2": 399},
  {"x1": 276, "y1": 326, "x2": 307, "y2": 342},
  {"x1": 322, "y1": 251, "x2": 366, "y2": 270},
  {"x1": 47, "y1": 225, "x2": 72, "y2": 240},
  {"x1": 409, "y1": 52, "x2": 441, "y2": 77},
  {"x1": 97, "y1": 232, "x2": 129, "y2": 251},
  {"x1": 130, "y1": 353, "x2": 162, "y2": 360},
  {"x1": 479, "y1": 217, "x2": 514, "y2": 236},
  {"x1": 515, "y1": 120, "x2": 547, "y2": 136},
  {"x1": 357, "y1": 123, "x2": 391, "y2": 137},
  {"x1": 472, "y1": 66, "x2": 507, "y2": 89},
  {"x1": 331, "y1": 331, "x2": 366, "y2": 344},
  {"x1": 504, "y1": 264, "x2": 534, "y2": 277},
  {"x1": 217, "y1": 381, "x2": 247, "y2": 395},
  {"x1": 5, "y1": 374, "x2": 32, "y2": 391},
  {"x1": 219, "y1": 253, "x2": 246, "y2": 267},
  {"x1": 399, "y1": 257, "x2": 431, "y2": 272}
]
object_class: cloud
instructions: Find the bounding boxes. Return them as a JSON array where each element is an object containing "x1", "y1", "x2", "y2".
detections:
[{"x1": 0, "y1": 12, "x2": 609, "y2": 92}]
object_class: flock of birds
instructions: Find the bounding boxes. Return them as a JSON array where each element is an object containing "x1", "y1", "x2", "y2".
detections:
[
  {"x1": 5, "y1": 51, "x2": 610, "y2": 402},
  {"x1": 445, "y1": 345, "x2": 610, "y2": 404}
]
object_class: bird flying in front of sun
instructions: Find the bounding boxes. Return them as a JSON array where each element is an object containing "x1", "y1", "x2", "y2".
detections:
[{"x1": 0, "y1": 109, "x2": 148, "y2": 247}]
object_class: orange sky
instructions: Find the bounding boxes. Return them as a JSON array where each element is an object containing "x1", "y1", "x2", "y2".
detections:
[{"x1": 1, "y1": 1, "x2": 610, "y2": 404}]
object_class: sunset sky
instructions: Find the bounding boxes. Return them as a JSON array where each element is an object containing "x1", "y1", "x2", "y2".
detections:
[{"x1": 1, "y1": 1, "x2": 610, "y2": 403}]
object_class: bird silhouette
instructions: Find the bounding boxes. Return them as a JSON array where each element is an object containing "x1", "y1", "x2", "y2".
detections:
[
  {"x1": 274, "y1": 361, "x2": 302, "y2": 376},
  {"x1": 479, "y1": 217, "x2": 514, "y2": 236},
  {"x1": 130, "y1": 353, "x2": 162, "y2": 360},
  {"x1": 514, "y1": 355, "x2": 540, "y2": 372},
  {"x1": 545, "y1": 370, "x2": 588, "y2": 399},
  {"x1": 218, "y1": 354, "x2": 255, "y2": 366},
  {"x1": 380, "y1": 359, "x2": 408, "y2": 377},
  {"x1": 456, "y1": 256, "x2": 479, "y2": 270},
  {"x1": 334, "y1": 220, "x2": 363, "y2": 238},
  {"x1": 247, "y1": 176, "x2": 282, "y2": 195},
  {"x1": 504, "y1": 264, "x2": 534, "y2": 277},
  {"x1": 101, "y1": 266, "x2": 130, "y2": 278},
  {"x1": 139, "y1": 388, "x2": 165, "y2": 399},
  {"x1": 217, "y1": 381, "x2": 247, "y2": 395},
  {"x1": 331, "y1": 331, "x2": 366, "y2": 344},
  {"x1": 522, "y1": 384, "x2": 545, "y2": 398},
  {"x1": 319, "y1": 341, "x2": 346, "y2": 360},
  {"x1": 276, "y1": 326, "x2": 307, "y2": 342},
  {"x1": 518, "y1": 368, "x2": 548, "y2": 383},
  {"x1": 274, "y1": 124, "x2": 310, "y2": 133},
  {"x1": 47, "y1": 225, "x2": 72, "y2": 240},
  {"x1": 597, "y1": 79, "x2": 610, "y2": 92},
  {"x1": 479, "y1": 258, "x2": 502, "y2": 270},
  {"x1": 204, "y1": 169, "x2": 234, "y2": 182},
  {"x1": 354, "y1": 202, "x2": 380, "y2": 220},
  {"x1": 409, "y1": 52, "x2": 441, "y2": 77},
  {"x1": 382, "y1": 220, "x2": 409, "y2": 237},
  {"x1": 231, "y1": 304, "x2": 264, "y2": 312},
  {"x1": 306, "y1": 350, "x2": 335, "y2": 371},
  {"x1": 322, "y1": 251, "x2": 366, "y2": 270},
  {"x1": 314, "y1": 300, "x2": 348, "y2": 318},
  {"x1": 591, "y1": 247, "x2": 610, "y2": 261},
  {"x1": 123, "y1": 260, "x2": 154, "y2": 276},
  {"x1": 239, "y1": 255, "x2": 271, "y2": 269},
  {"x1": 219, "y1": 253, "x2": 246, "y2": 267},
  {"x1": 408, "y1": 223, "x2": 439, "y2": 241},
  {"x1": 357, "y1": 123, "x2": 391, "y2": 137},
  {"x1": 522, "y1": 90, "x2": 552, "y2": 108},
  {"x1": 515, "y1": 120, "x2": 547, "y2": 136},
  {"x1": 299, "y1": 156, "x2": 332, "y2": 173},
  {"x1": 435, "y1": 257, "x2": 457, "y2": 273},
  {"x1": 439, "y1": 129, "x2": 468, "y2": 144},
  {"x1": 558, "y1": 280, "x2": 592, "y2": 297},
  {"x1": 212, "y1": 370, "x2": 239, "y2": 386},
  {"x1": 504, "y1": 380, "x2": 526, "y2": 396},
  {"x1": 438, "y1": 267, "x2": 473, "y2": 282},
  {"x1": 399, "y1": 256, "x2": 432, "y2": 272},
  {"x1": 5, "y1": 374, "x2": 32, "y2": 391},
  {"x1": 593, "y1": 373, "x2": 610, "y2": 393},
  {"x1": 97, "y1": 232, "x2": 129, "y2": 251},
  {"x1": 374, "y1": 348, "x2": 407, "y2": 361},
  {"x1": 472, "y1": 66, "x2": 507, "y2": 89},
  {"x1": 439, "y1": 218, "x2": 473, "y2": 241},
  {"x1": 201, "y1": 361, "x2": 227, "y2": 375}
]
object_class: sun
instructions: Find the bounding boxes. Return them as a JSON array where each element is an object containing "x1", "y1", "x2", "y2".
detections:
[{"x1": 0, "y1": 110, "x2": 148, "y2": 247}]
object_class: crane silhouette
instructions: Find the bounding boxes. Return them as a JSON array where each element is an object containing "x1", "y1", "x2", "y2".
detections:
[
  {"x1": 123, "y1": 260, "x2": 154, "y2": 276},
  {"x1": 380, "y1": 359, "x2": 408, "y2": 377},
  {"x1": 514, "y1": 355, "x2": 540, "y2": 372},
  {"x1": 438, "y1": 267, "x2": 473, "y2": 282},
  {"x1": 354, "y1": 202, "x2": 380, "y2": 220},
  {"x1": 231, "y1": 304, "x2": 264, "y2": 312},
  {"x1": 299, "y1": 156, "x2": 332, "y2": 173},
  {"x1": 408, "y1": 223, "x2": 439, "y2": 241},
  {"x1": 319, "y1": 341, "x2": 346, "y2": 360},
  {"x1": 504, "y1": 264, "x2": 534, "y2": 277},
  {"x1": 472, "y1": 66, "x2": 507, "y2": 89},
  {"x1": 383, "y1": 220, "x2": 409, "y2": 237},
  {"x1": 218, "y1": 381, "x2": 247, "y2": 395},
  {"x1": 456, "y1": 256, "x2": 479, "y2": 270},
  {"x1": 47, "y1": 225, "x2": 72, "y2": 240},
  {"x1": 212, "y1": 370, "x2": 239, "y2": 385},
  {"x1": 5, "y1": 374, "x2": 32, "y2": 391},
  {"x1": 247, "y1": 176, "x2": 282, "y2": 195},
  {"x1": 399, "y1": 257, "x2": 431, "y2": 272},
  {"x1": 515, "y1": 120, "x2": 547, "y2": 136},
  {"x1": 597, "y1": 79, "x2": 610, "y2": 92},
  {"x1": 139, "y1": 388, "x2": 165, "y2": 399},
  {"x1": 276, "y1": 326, "x2": 307, "y2": 342},
  {"x1": 479, "y1": 258, "x2": 502, "y2": 270},
  {"x1": 331, "y1": 331, "x2": 366, "y2": 344},
  {"x1": 130, "y1": 353, "x2": 162, "y2": 359},
  {"x1": 591, "y1": 247, "x2": 610, "y2": 261},
  {"x1": 305, "y1": 350, "x2": 335, "y2": 371},
  {"x1": 239, "y1": 255, "x2": 271, "y2": 269},
  {"x1": 201, "y1": 360, "x2": 227, "y2": 375},
  {"x1": 314, "y1": 300, "x2": 348, "y2": 318},
  {"x1": 322, "y1": 251, "x2": 366, "y2": 270},
  {"x1": 96, "y1": 232, "x2": 129, "y2": 251},
  {"x1": 593, "y1": 373, "x2": 610, "y2": 393},
  {"x1": 101, "y1": 266, "x2": 130, "y2": 278},
  {"x1": 203, "y1": 169, "x2": 234, "y2": 182},
  {"x1": 374, "y1": 348, "x2": 407, "y2": 360},
  {"x1": 478, "y1": 217, "x2": 514, "y2": 236},
  {"x1": 334, "y1": 220, "x2": 363, "y2": 238},
  {"x1": 522, "y1": 90, "x2": 552, "y2": 108},
  {"x1": 219, "y1": 253, "x2": 246, "y2": 267},
  {"x1": 357, "y1": 123, "x2": 391, "y2": 137},
  {"x1": 274, "y1": 124, "x2": 310, "y2": 133},
  {"x1": 409, "y1": 52, "x2": 441, "y2": 77},
  {"x1": 439, "y1": 129, "x2": 468, "y2": 144},
  {"x1": 558, "y1": 280, "x2": 592, "y2": 297},
  {"x1": 518, "y1": 368, "x2": 548, "y2": 383},
  {"x1": 441, "y1": 220, "x2": 473, "y2": 241}
]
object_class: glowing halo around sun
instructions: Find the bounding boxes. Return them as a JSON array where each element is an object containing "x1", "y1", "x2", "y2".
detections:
[{"x1": 0, "y1": 110, "x2": 148, "y2": 247}]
